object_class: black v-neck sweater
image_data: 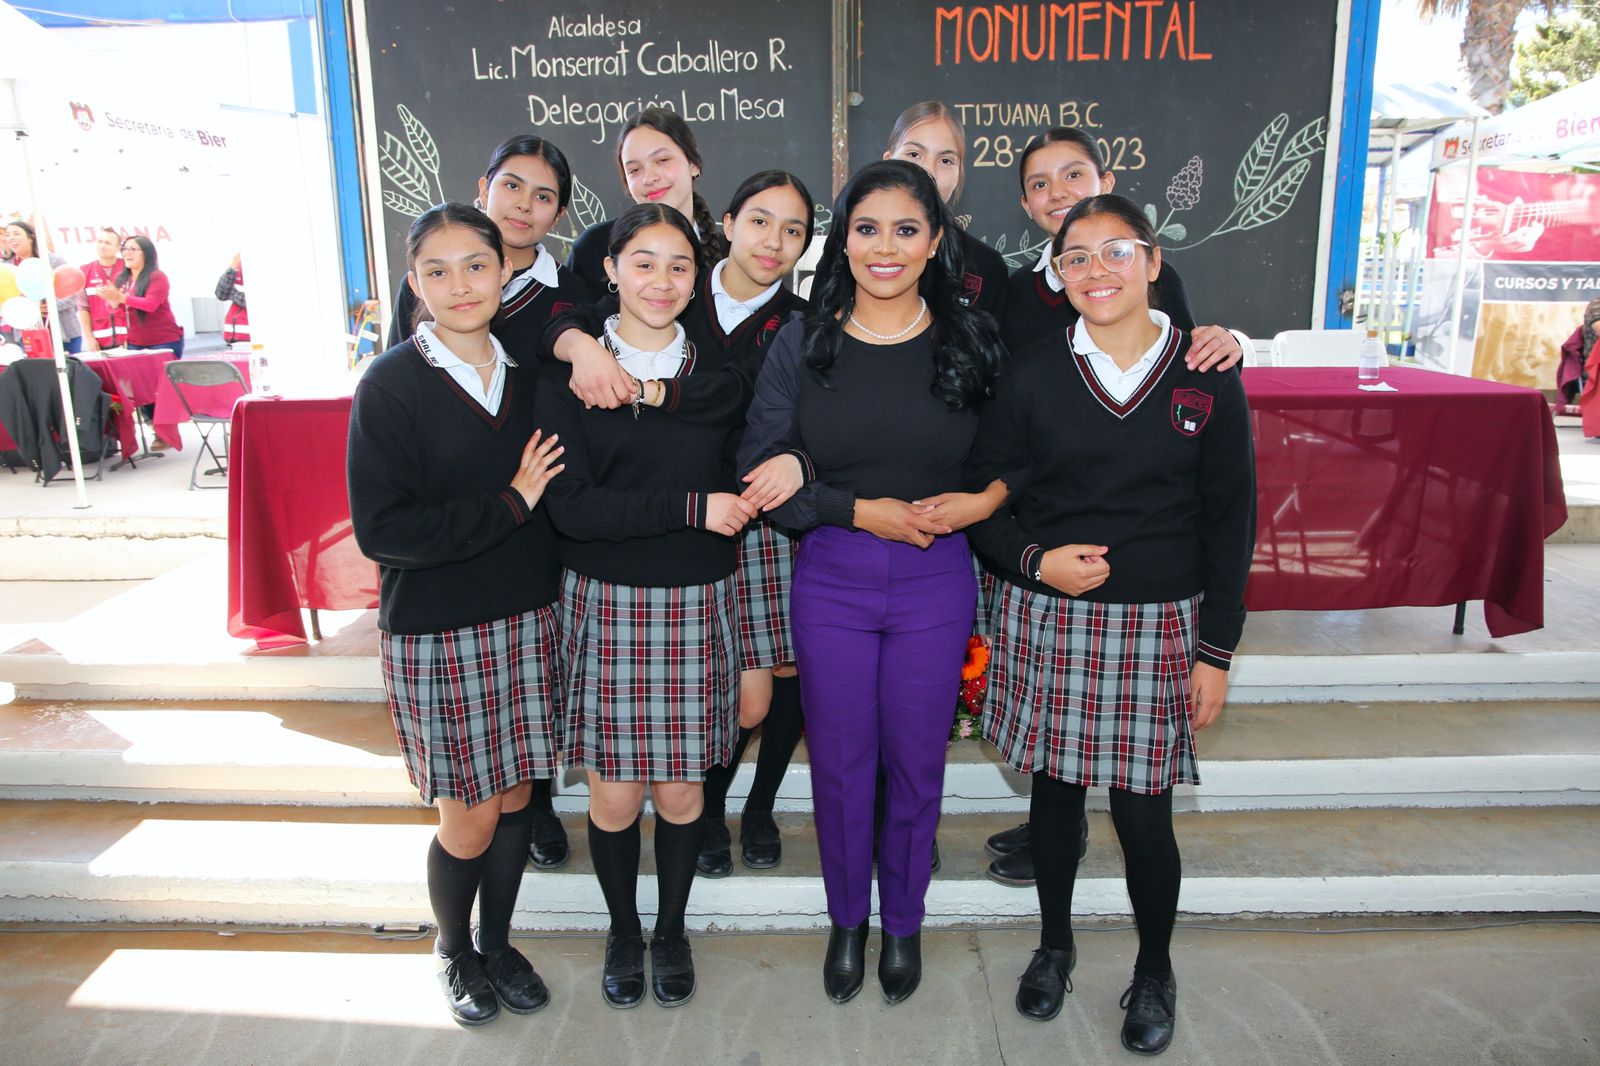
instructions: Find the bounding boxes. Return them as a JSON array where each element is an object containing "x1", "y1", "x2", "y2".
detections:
[
  {"x1": 348, "y1": 340, "x2": 559, "y2": 635},
  {"x1": 965, "y1": 324, "x2": 1255, "y2": 669}
]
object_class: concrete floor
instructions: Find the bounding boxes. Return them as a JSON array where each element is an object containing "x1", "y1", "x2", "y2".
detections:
[{"x1": 0, "y1": 920, "x2": 1595, "y2": 1065}]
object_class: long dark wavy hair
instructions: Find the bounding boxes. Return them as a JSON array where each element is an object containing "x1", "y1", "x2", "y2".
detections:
[
  {"x1": 404, "y1": 201, "x2": 507, "y2": 331},
  {"x1": 615, "y1": 108, "x2": 725, "y2": 274},
  {"x1": 113, "y1": 234, "x2": 159, "y2": 298},
  {"x1": 803, "y1": 160, "x2": 999, "y2": 410}
]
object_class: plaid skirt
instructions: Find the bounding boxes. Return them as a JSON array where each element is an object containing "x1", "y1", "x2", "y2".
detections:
[
  {"x1": 734, "y1": 517, "x2": 798, "y2": 670},
  {"x1": 983, "y1": 581, "x2": 1201, "y2": 794},
  {"x1": 379, "y1": 604, "x2": 563, "y2": 808},
  {"x1": 559, "y1": 569, "x2": 740, "y2": 781},
  {"x1": 972, "y1": 557, "x2": 999, "y2": 640}
]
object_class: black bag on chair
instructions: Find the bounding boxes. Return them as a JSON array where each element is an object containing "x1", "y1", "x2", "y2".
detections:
[{"x1": 0, "y1": 357, "x2": 113, "y2": 484}]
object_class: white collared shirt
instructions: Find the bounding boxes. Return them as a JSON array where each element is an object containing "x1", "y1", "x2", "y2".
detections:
[
  {"x1": 1032, "y1": 242, "x2": 1065, "y2": 293},
  {"x1": 413, "y1": 321, "x2": 515, "y2": 414},
  {"x1": 603, "y1": 316, "x2": 688, "y2": 380},
  {"x1": 710, "y1": 259, "x2": 780, "y2": 333},
  {"x1": 501, "y1": 244, "x2": 561, "y2": 304},
  {"x1": 1071, "y1": 310, "x2": 1172, "y2": 403}
]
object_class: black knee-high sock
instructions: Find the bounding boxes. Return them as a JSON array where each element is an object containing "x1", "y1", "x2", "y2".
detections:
[
  {"x1": 1030, "y1": 771, "x2": 1088, "y2": 953},
  {"x1": 475, "y1": 803, "x2": 534, "y2": 953},
  {"x1": 701, "y1": 726, "x2": 754, "y2": 821},
  {"x1": 652, "y1": 814, "x2": 703, "y2": 940},
  {"x1": 528, "y1": 777, "x2": 554, "y2": 808},
  {"x1": 1108, "y1": 787, "x2": 1180, "y2": 978},
  {"x1": 589, "y1": 815, "x2": 643, "y2": 938},
  {"x1": 428, "y1": 835, "x2": 490, "y2": 956},
  {"x1": 745, "y1": 673, "x2": 803, "y2": 813}
]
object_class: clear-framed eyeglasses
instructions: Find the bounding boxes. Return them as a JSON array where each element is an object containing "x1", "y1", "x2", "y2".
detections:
[{"x1": 1052, "y1": 238, "x2": 1152, "y2": 283}]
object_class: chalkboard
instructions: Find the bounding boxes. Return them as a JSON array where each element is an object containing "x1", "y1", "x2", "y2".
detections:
[
  {"x1": 848, "y1": 0, "x2": 1342, "y2": 336},
  {"x1": 361, "y1": 0, "x2": 833, "y2": 290}
]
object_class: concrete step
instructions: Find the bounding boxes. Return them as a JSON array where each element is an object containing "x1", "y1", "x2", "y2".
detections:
[
  {"x1": 2, "y1": 800, "x2": 1593, "y2": 928},
  {"x1": 2, "y1": 699, "x2": 1596, "y2": 812}
]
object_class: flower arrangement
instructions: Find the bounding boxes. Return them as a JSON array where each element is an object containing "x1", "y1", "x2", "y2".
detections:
[{"x1": 951, "y1": 635, "x2": 991, "y2": 742}]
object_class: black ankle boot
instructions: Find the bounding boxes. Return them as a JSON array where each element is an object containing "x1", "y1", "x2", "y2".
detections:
[
  {"x1": 878, "y1": 930, "x2": 922, "y2": 1005},
  {"x1": 822, "y1": 920, "x2": 868, "y2": 1003}
]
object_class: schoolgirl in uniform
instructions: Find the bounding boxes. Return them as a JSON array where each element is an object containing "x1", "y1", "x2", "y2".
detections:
[
  {"x1": 348, "y1": 202, "x2": 568, "y2": 1027},
  {"x1": 534, "y1": 203, "x2": 757, "y2": 1009},
  {"x1": 384, "y1": 135, "x2": 595, "y2": 870},
  {"x1": 981, "y1": 126, "x2": 1252, "y2": 889},
  {"x1": 541, "y1": 171, "x2": 816, "y2": 877},
  {"x1": 966, "y1": 194, "x2": 1255, "y2": 1055},
  {"x1": 561, "y1": 108, "x2": 728, "y2": 408},
  {"x1": 741, "y1": 160, "x2": 1004, "y2": 1005}
]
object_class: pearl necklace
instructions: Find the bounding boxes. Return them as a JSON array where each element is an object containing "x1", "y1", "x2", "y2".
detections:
[{"x1": 849, "y1": 297, "x2": 927, "y2": 342}]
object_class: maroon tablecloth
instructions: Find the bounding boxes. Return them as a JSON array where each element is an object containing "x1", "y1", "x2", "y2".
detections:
[
  {"x1": 226, "y1": 395, "x2": 378, "y2": 648},
  {"x1": 152, "y1": 356, "x2": 251, "y2": 449},
  {"x1": 1244, "y1": 366, "x2": 1568, "y2": 637}
]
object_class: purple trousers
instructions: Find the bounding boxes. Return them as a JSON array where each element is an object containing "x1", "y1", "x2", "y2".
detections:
[{"x1": 791, "y1": 526, "x2": 976, "y2": 935}]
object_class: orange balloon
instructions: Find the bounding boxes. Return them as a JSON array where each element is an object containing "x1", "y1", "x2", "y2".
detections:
[{"x1": 53, "y1": 263, "x2": 86, "y2": 299}]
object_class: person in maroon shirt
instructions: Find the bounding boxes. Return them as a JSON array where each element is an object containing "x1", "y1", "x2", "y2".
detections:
[
  {"x1": 79, "y1": 227, "x2": 127, "y2": 351},
  {"x1": 99, "y1": 235, "x2": 183, "y2": 356}
]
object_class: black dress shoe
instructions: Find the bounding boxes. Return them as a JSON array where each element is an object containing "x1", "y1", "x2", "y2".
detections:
[
  {"x1": 478, "y1": 944, "x2": 550, "y2": 1014},
  {"x1": 931, "y1": 837, "x2": 941, "y2": 873},
  {"x1": 822, "y1": 920, "x2": 868, "y2": 1003},
  {"x1": 878, "y1": 930, "x2": 922, "y2": 1005},
  {"x1": 601, "y1": 932, "x2": 646, "y2": 1009},
  {"x1": 1120, "y1": 972, "x2": 1178, "y2": 1055},
  {"x1": 695, "y1": 816, "x2": 733, "y2": 878},
  {"x1": 649, "y1": 934, "x2": 696, "y2": 1007},
  {"x1": 740, "y1": 809, "x2": 782, "y2": 869},
  {"x1": 1015, "y1": 945, "x2": 1076, "y2": 1021},
  {"x1": 435, "y1": 945, "x2": 500, "y2": 1027},
  {"x1": 527, "y1": 805, "x2": 570, "y2": 870},
  {"x1": 986, "y1": 845, "x2": 1036, "y2": 887},
  {"x1": 985, "y1": 822, "x2": 1029, "y2": 859}
]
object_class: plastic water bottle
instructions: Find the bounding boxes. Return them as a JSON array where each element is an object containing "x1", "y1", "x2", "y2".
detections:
[
  {"x1": 1359, "y1": 329, "x2": 1384, "y2": 383},
  {"x1": 249, "y1": 343, "x2": 273, "y2": 395}
]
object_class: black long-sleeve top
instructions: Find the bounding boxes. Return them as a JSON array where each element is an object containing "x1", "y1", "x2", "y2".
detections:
[
  {"x1": 564, "y1": 219, "x2": 615, "y2": 296},
  {"x1": 965, "y1": 323, "x2": 1256, "y2": 670},
  {"x1": 740, "y1": 316, "x2": 980, "y2": 531},
  {"x1": 809, "y1": 228, "x2": 1008, "y2": 323},
  {"x1": 534, "y1": 354, "x2": 741, "y2": 588},
  {"x1": 542, "y1": 268, "x2": 811, "y2": 428},
  {"x1": 1002, "y1": 260, "x2": 1194, "y2": 355},
  {"x1": 347, "y1": 341, "x2": 559, "y2": 635},
  {"x1": 387, "y1": 261, "x2": 594, "y2": 363}
]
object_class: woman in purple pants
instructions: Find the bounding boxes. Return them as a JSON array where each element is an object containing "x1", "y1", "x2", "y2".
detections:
[{"x1": 740, "y1": 160, "x2": 1005, "y2": 1006}]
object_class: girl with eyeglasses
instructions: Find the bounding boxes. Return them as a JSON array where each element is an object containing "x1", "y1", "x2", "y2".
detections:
[{"x1": 966, "y1": 193, "x2": 1255, "y2": 1057}]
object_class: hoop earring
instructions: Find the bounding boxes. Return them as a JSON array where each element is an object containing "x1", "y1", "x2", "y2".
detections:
[
  {"x1": 607, "y1": 281, "x2": 618, "y2": 293},
  {"x1": 687, "y1": 288, "x2": 695, "y2": 301}
]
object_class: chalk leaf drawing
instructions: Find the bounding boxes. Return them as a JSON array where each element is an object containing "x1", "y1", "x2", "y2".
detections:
[
  {"x1": 398, "y1": 104, "x2": 441, "y2": 188},
  {"x1": 1147, "y1": 114, "x2": 1327, "y2": 251},
  {"x1": 379, "y1": 103, "x2": 445, "y2": 211}
]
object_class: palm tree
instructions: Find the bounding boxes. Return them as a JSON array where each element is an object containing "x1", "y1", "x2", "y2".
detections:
[{"x1": 1417, "y1": 0, "x2": 1558, "y2": 113}]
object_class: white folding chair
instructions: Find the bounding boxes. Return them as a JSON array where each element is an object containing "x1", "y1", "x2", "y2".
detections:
[{"x1": 1269, "y1": 329, "x2": 1366, "y2": 367}]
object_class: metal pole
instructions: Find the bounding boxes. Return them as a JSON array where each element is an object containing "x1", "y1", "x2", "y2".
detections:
[
  {"x1": 14, "y1": 128, "x2": 89, "y2": 508},
  {"x1": 1403, "y1": 166, "x2": 1437, "y2": 362},
  {"x1": 1447, "y1": 117, "x2": 1481, "y2": 376},
  {"x1": 1379, "y1": 127, "x2": 1403, "y2": 344}
]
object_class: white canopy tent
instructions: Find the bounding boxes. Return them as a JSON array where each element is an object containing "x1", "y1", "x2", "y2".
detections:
[{"x1": 1427, "y1": 76, "x2": 1600, "y2": 374}]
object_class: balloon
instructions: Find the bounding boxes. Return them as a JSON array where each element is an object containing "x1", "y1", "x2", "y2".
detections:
[
  {"x1": 0, "y1": 342, "x2": 21, "y2": 366},
  {"x1": 53, "y1": 264, "x2": 86, "y2": 299},
  {"x1": 0, "y1": 263, "x2": 17, "y2": 301},
  {"x1": 15, "y1": 257, "x2": 50, "y2": 301},
  {"x1": 1, "y1": 295, "x2": 41, "y2": 330}
]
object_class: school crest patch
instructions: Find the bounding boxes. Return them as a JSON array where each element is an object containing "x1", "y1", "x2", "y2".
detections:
[
  {"x1": 959, "y1": 271, "x2": 982, "y2": 307},
  {"x1": 1170, "y1": 387, "x2": 1213, "y2": 436},
  {"x1": 757, "y1": 314, "x2": 782, "y2": 346}
]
